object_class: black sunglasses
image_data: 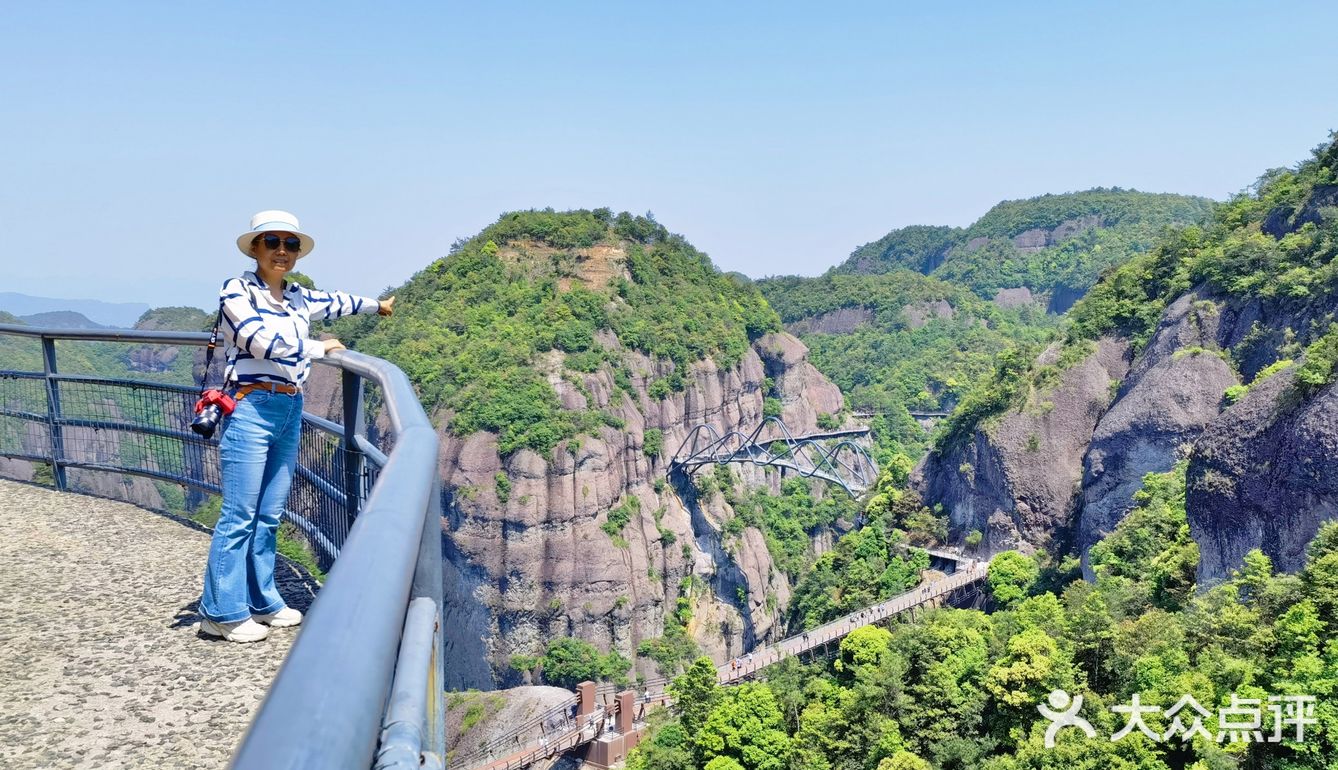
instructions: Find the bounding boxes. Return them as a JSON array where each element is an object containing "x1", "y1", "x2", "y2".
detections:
[{"x1": 258, "y1": 234, "x2": 302, "y2": 252}]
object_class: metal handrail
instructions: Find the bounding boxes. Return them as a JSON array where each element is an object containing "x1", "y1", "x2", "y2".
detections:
[{"x1": 0, "y1": 323, "x2": 446, "y2": 769}]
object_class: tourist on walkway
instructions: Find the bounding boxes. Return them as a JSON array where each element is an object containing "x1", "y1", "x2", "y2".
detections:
[{"x1": 198, "y1": 210, "x2": 394, "y2": 642}]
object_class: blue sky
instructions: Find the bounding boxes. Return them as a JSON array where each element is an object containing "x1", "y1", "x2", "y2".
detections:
[{"x1": 2, "y1": 1, "x2": 1336, "y2": 311}]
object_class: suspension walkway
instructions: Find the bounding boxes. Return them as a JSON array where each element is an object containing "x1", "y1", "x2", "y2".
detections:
[{"x1": 456, "y1": 550, "x2": 989, "y2": 770}]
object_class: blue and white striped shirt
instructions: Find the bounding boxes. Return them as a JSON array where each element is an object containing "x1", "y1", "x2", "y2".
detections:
[{"x1": 220, "y1": 270, "x2": 380, "y2": 389}]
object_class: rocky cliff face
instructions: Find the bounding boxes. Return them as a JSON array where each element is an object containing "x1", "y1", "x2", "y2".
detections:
[
  {"x1": 918, "y1": 275, "x2": 1338, "y2": 584},
  {"x1": 1077, "y1": 294, "x2": 1238, "y2": 575},
  {"x1": 1011, "y1": 215, "x2": 1103, "y2": 253},
  {"x1": 431, "y1": 331, "x2": 846, "y2": 688},
  {"x1": 785, "y1": 307, "x2": 874, "y2": 335},
  {"x1": 1186, "y1": 367, "x2": 1338, "y2": 582},
  {"x1": 918, "y1": 338, "x2": 1129, "y2": 553}
]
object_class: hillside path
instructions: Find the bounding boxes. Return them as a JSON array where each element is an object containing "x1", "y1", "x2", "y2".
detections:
[{"x1": 0, "y1": 479, "x2": 319, "y2": 770}]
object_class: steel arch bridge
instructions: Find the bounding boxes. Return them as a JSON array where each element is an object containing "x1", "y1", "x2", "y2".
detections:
[{"x1": 668, "y1": 416, "x2": 879, "y2": 497}]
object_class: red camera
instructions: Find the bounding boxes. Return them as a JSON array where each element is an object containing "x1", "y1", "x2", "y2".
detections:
[
  {"x1": 194, "y1": 389, "x2": 236, "y2": 416},
  {"x1": 191, "y1": 389, "x2": 236, "y2": 439}
]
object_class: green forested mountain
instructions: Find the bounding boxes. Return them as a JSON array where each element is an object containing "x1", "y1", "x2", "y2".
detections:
[
  {"x1": 834, "y1": 189, "x2": 1216, "y2": 308},
  {"x1": 758, "y1": 271, "x2": 1058, "y2": 458},
  {"x1": 334, "y1": 209, "x2": 779, "y2": 455},
  {"x1": 628, "y1": 135, "x2": 1338, "y2": 770},
  {"x1": 757, "y1": 190, "x2": 1214, "y2": 460}
]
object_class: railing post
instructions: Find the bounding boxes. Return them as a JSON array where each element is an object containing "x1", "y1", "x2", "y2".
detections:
[
  {"x1": 341, "y1": 370, "x2": 366, "y2": 515},
  {"x1": 40, "y1": 336, "x2": 67, "y2": 491}
]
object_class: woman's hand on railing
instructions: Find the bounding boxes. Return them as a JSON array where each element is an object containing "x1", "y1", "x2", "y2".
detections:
[
  {"x1": 377, "y1": 296, "x2": 396, "y2": 316},
  {"x1": 321, "y1": 338, "x2": 347, "y2": 354}
]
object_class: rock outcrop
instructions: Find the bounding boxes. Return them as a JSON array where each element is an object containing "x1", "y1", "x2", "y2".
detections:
[
  {"x1": 918, "y1": 338, "x2": 1129, "y2": 553},
  {"x1": 1011, "y1": 215, "x2": 1103, "y2": 253},
  {"x1": 919, "y1": 277, "x2": 1338, "y2": 584},
  {"x1": 437, "y1": 331, "x2": 849, "y2": 688},
  {"x1": 1187, "y1": 367, "x2": 1338, "y2": 583},
  {"x1": 902, "y1": 300, "x2": 955, "y2": 328},
  {"x1": 992, "y1": 288, "x2": 1035, "y2": 309},
  {"x1": 1076, "y1": 294, "x2": 1238, "y2": 574},
  {"x1": 786, "y1": 307, "x2": 874, "y2": 335}
]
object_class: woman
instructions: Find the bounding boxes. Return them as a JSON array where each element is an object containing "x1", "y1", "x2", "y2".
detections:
[{"x1": 199, "y1": 210, "x2": 395, "y2": 642}]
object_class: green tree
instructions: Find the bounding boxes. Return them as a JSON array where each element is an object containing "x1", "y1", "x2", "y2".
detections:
[
  {"x1": 539, "y1": 637, "x2": 628, "y2": 689},
  {"x1": 984, "y1": 628, "x2": 1077, "y2": 746},
  {"x1": 697, "y1": 683, "x2": 792, "y2": 770},
  {"x1": 1302, "y1": 522, "x2": 1338, "y2": 624},
  {"x1": 988, "y1": 551, "x2": 1039, "y2": 608},
  {"x1": 627, "y1": 721, "x2": 696, "y2": 770},
  {"x1": 835, "y1": 625, "x2": 894, "y2": 676},
  {"x1": 877, "y1": 751, "x2": 932, "y2": 770},
  {"x1": 669, "y1": 657, "x2": 720, "y2": 739}
]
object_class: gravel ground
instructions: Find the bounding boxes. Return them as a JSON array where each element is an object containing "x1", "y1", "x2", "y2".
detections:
[{"x1": 0, "y1": 478, "x2": 320, "y2": 769}]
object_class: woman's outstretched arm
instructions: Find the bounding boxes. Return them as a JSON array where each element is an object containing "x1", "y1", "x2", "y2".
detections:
[{"x1": 299, "y1": 286, "x2": 387, "y2": 322}]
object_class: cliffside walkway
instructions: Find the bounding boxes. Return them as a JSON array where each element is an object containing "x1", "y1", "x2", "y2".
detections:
[
  {"x1": 0, "y1": 478, "x2": 317, "y2": 769},
  {"x1": 669, "y1": 417, "x2": 879, "y2": 496},
  {"x1": 851, "y1": 410, "x2": 949, "y2": 419},
  {"x1": 459, "y1": 550, "x2": 990, "y2": 770},
  {"x1": 716, "y1": 557, "x2": 987, "y2": 684}
]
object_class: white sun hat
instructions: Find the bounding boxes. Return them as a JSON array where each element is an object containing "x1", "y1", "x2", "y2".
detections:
[{"x1": 235, "y1": 210, "x2": 315, "y2": 258}]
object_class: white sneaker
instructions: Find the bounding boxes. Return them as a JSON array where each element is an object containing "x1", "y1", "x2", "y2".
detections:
[
  {"x1": 253, "y1": 607, "x2": 303, "y2": 628},
  {"x1": 200, "y1": 617, "x2": 271, "y2": 643}
]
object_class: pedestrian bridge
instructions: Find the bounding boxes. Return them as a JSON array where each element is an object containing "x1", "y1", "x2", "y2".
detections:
[
  {"x1": 669, "y1": 417, "x2": 879, "y2": 496},
  {"x1": 454, "y1": 549, "x2": 990, "y2": 770}
]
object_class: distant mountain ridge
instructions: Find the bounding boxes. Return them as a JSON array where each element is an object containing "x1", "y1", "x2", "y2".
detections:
[
  {"x1": 833, "y1": 188, "x2": 1217, "y2": 312},
  {"x1": 0, "y1": 292, "x2": 150, "y2": 328},
  {"x1": 17, "y1": 311, "x2": 106, "y2": 329}
]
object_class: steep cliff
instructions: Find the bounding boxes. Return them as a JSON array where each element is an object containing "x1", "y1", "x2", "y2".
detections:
[
  {"x1": 917, "y1": 337, "x2": 1129, "y2": 553},
  {"x1": 1077, "y1": 293, "x2": 1238, "y2": 574},
  {"x1": 1187, "y1": 365, "x2": 1338, "y2": 581},
  {"x1": 329, "y1": 210, "x2": 854, "y2": 688},
  {"x1": 917, "y1": 134, "x2": 1338, "y2": 584},
  {"x1": 434, "y1": 331, "x2": 846, "y2": 688}
]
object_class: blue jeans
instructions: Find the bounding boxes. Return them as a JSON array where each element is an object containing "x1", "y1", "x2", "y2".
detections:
[{"x1": 200, "y1": 391, "x2": 303, "y2": 623}]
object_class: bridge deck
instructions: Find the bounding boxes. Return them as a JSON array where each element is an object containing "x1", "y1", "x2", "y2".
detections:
[{"x1": 0, "y1": 479, "x2": 319, "y2": 770}]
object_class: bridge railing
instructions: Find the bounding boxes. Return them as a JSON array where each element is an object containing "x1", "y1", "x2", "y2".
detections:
[{"x1": 0, "y1": 323, "x2": 446, "y2": 770}]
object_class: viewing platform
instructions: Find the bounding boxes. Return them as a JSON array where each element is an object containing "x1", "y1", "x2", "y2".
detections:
[
  {"x1": 0, "y1": 478, "x2": 318, "y2": 769},
  {"x1": 0, "y1": 324, "x2": 447, "y2": 769}
]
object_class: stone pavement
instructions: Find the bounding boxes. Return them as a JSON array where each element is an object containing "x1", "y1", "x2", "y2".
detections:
[{"x1": 0, "y1": 478, "x2": 320, "y2": 769}]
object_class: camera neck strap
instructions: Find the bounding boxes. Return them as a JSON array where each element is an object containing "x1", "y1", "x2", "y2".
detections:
[{"x1": 198, "y1": 300, "x2": 224, "y2": 397}]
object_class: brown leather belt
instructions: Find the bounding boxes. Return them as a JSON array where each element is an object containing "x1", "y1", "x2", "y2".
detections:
[{"x1": 234, "y1": 381, "x2": 300, "y2": 401}]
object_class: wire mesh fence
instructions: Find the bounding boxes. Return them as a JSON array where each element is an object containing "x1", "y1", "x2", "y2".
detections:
[
  {"x1": 0, "y1": 373, "x2": 51, "y2": 461},
  {"x1": 0, "y1": 341, "x2": 387, "y2": 567}
]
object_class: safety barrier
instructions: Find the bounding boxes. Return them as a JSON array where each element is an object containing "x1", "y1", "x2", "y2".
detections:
[{"x1": 0, "y1": 323, "x2": 446, "y2": 769}]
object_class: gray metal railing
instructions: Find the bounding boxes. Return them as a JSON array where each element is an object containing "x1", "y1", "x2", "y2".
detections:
[{"x1": 0, "y1": 323, "x2": 446, "y2": 769}]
